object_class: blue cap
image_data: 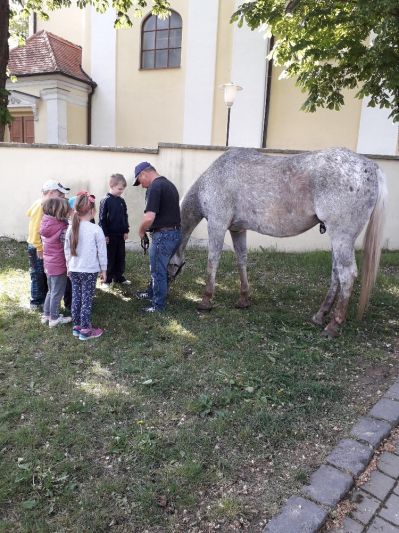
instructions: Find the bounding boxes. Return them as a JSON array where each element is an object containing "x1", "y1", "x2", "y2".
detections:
[
  {"x1": 133, "y1": 161, "x2": 152, "y2": 186},
  {"x1": 68, "y1": 196, "x2": 76, "y2": 209}
]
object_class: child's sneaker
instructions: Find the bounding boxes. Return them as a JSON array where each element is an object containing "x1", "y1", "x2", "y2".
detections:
[
  {"x1": 40, "y1": 315, "x2": 50, "y2": 324},
  {"x1": 49, "y1": 315, "x2": 72, "y2": 328},
  {"x1": 79, "y1": 327, "x2": 103, "y2": 341},
  {"x1": 72, "y1": 325, "x2": 82, "y2": 338}
]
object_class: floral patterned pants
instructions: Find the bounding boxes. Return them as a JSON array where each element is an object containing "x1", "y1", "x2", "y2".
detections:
[{"x1": 70, "y1": 272, "x2": 98, "y2": 329}]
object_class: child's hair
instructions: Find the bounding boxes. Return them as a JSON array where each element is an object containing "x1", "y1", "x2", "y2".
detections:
[
  {"x1": 42, "y1": 197, "x2": 69, "y2": 221},
  {"x1": 70, "y1": 191, "x2": 96, "y2": 256},
  {"x1": 109, "y1": 173, "x2": 127, "y2": 188}
]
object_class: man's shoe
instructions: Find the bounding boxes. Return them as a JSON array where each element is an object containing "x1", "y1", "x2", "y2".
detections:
[
  {"x1": 101, "y1": 283, "x2": 111, "y2": 291},
  {"x1": 141, "y1": 306, "x2": 162, "y2": 313},
  {"x1": 136, "y1": 291, "x2": 151, "y2": 300},
  {"x1": 49, "y1": 315, "x2": 72, "y2": 328},
  {"x1": 79, "y1": 327, "x2": 103, "y2": 341}
]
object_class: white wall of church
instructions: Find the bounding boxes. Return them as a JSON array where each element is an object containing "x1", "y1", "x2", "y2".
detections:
[{"x1": 1, "y1": 143, "x2": 398, "y2": 251}]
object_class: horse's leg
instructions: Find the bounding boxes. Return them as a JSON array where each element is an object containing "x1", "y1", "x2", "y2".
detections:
[
  {"x1": 229, "y1": 230, "x2": 250, "y2": 309},
  {"x1": 323, "y1": 237, "x2": 357, "y2": 338},
  {"x1": 311, "y1": 255, "x2": 339, "y2": 326},
  {"x1": 197, "y1": 224, "x2": 226, "y2": 311}
]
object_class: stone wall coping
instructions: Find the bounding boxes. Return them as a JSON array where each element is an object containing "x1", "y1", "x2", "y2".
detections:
[{"x1": 0, "y1": 141, "x2": 398, "y2": 161}]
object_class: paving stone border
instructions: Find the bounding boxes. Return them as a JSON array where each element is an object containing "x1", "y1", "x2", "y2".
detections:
[{"x1": 263, "y1": 379, "x2": 399, "y2": 533}]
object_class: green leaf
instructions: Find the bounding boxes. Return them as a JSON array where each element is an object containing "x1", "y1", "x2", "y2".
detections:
[{"x1": 21, "y1": 500, "x2": 37, "y2": 510}]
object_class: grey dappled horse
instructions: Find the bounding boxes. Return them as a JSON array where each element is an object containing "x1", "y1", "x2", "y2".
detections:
[{"x1": 168, "y1": 148, "x2": 387, "y2": 337}]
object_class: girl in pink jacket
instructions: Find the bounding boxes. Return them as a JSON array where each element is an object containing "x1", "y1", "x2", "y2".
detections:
[{"x1": 39, "y1": 198, "x2": 72, "y2": 327}]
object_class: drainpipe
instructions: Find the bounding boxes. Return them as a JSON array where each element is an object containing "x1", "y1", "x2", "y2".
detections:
[
  {"x1": 87, "y1": 82, "x2": 96, "y2": 145},
  {"x1": 262, "y1": 36, "x2": 274, "y2": 148}
]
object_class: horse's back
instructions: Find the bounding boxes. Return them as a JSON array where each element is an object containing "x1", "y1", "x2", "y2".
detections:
[{"x1": 194, "y1": 147, "x2": 380, "y2": 235}]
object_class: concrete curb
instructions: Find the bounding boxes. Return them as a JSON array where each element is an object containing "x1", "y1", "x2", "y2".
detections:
[{"x1": 263, "y1": 379, "x2": 399, "y2": 533}]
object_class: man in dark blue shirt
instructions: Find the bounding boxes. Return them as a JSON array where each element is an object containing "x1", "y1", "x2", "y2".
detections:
[
  {"x1": 134, "y1": 162, "x2": 181, "y2": 313},
  {"x1": 99, "y1": 174, "x2": 130, "y2": 288}
]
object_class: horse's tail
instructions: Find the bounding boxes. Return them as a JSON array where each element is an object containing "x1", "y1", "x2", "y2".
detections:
[{"x1": 358, "y1": 167, "x2": 387, "y2": 319}]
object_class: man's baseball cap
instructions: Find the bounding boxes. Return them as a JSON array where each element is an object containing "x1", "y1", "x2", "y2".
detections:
[
  {"x1": 133, "y1": 162, "x2": 153, "y2": 186},
  {"x1": 42, "y1": 180, "x2": 70, "y2": 194}
]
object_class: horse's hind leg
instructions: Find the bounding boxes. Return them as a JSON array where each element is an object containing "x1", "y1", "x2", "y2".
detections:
[
  {"x1": 323, "y1": 237, "x2": 357, "y2": 338},
  {"x1": 311, "y1": 256, "x2": 339, "y2": 326},
  {"x1": 230, "y1": 230, "x2": 250, "y2": 309},
  {"x1": 197, "y1": 223, "x2": 227, "y2": 311}
]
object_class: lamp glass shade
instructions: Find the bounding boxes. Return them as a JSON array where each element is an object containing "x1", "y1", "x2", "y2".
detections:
[{"x1": 222, "y1": 83, "x2": 242, "y2": 107}]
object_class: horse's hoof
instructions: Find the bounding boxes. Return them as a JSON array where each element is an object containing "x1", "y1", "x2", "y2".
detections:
[
  {"x1": 321, "y1": 326, "x2": 339, "y2": 338},
  {"x1": 235, "y1": 300, "x2": 250, "y2": 309},
  {"x1": 311, "y1": 314, "x2": 324, "y2": 327},
  {"x1": 197, "y1": 302, "x2": 213, "y2": 312}
]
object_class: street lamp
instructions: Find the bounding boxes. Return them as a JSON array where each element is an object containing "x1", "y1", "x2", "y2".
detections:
[{"x1": 220, "y1": 82, "x2": 243, "y2": 146}]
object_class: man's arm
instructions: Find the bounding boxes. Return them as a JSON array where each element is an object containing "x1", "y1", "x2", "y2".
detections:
[{"x1": 138, "y1": 211, "x2": 155, "y2": 239}]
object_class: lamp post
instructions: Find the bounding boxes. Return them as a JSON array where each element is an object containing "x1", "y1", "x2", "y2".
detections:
[{"x1": 220, "y1": 82, "x2": 242, "y2": 146}]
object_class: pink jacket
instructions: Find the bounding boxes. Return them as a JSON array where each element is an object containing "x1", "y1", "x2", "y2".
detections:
[{"x1": 40, "y1": 215, "x2": 68, "y2": 276}]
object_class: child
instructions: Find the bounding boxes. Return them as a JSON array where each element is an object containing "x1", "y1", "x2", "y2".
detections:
[
  {"x1": 64, "y1": 192, "x2": 107, "y2": 341},
  {"x1": 27, "y1": 180, "x2": 70, "y2": 310},
  {"x1": 39, "y1": 198, "x2": 72, "y2": 327},
  {"x1": 98, "y1": 174, "x2": 130, "y2": 288}
]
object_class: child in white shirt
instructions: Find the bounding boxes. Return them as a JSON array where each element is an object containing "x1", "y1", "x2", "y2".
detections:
[{"x1": 64, "y1": 192, "x2": 107, "y2": 340}]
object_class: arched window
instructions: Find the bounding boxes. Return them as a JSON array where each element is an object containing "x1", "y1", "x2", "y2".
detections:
[{"x1": 141, "y1": 11, "x2": 182, "y2": 69}]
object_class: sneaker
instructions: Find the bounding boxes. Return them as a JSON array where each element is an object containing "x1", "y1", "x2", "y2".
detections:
[
  {"x1": 101, "y1": 283, "x2": 111, "y2": 291},
  {"x1": 40, "y1": 315, "x2": 50, "y2": 324},
  {"x1": 136, "y1": 291, "x2": 151, "y2": 300},
  {"x1": 49, "y1": 315, "x2": 73, "y2": 328},
  {"x1": 141, "y1": 306, "x2": 162, "y2": 313},
  {"x1": 72, "y1": 325, "x2": 82, "y2": 338},
  {"x1": 79, "y1": 327, "x2": 103, "y2": 341},
  {"x1": 30, "y1": 303, "x2": 43, "y2": 312}
]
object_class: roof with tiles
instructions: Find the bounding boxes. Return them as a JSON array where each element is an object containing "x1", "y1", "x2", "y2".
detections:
[{"x1": 8, "y1": 30, "x2": 94, "y2": 86}]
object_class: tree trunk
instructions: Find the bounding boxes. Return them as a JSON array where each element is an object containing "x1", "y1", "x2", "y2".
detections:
[{"x1": 0, "y1": 0, "x2": 10, "y2": 142}]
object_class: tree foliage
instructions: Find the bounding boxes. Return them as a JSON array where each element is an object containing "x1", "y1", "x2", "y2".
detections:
[
  {"x1": 1, "y1": 0, "x2": 172, "y2": 140},
  {"x1": 232, "y1": 0, "x2": 399, "y2": 122}
]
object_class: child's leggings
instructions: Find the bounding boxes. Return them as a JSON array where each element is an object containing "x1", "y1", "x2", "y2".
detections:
[
  {"x1": 43, "y1": 274, "x2": 67, "y2": 320},
  {"x1": 70, "y1": 272, "x2": 98, "y2": 329}
]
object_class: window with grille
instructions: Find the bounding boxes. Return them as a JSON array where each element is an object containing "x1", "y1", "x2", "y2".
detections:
[{"x1": 141, "y1": 11, "x2": 182, "y2": 69}]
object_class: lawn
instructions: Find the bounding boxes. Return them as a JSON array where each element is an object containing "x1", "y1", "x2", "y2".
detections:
[{"x1": 0, "y1": 238, "x2": 398, "y2": 532}]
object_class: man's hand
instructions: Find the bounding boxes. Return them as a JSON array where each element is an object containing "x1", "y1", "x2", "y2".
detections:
[
  {"x1": 139, "y1": 212, "x2": 156, "y2": 239},
  {"x1": 37, "y1": 250, "x2": 43, "y2": 259},
  {"x1": 123, "y1": 233, "x2": 128, "y2": 241}
]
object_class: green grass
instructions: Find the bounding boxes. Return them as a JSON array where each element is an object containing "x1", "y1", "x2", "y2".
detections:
[{"x1": 0, "y1": 238, "x2": 398, "y2": 531}]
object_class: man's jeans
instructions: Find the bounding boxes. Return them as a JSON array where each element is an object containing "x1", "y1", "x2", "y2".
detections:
[
  {"x1": 149, "y1": 229, "x2": 181, "y2": 311},
  {"x1": 27, "y1": 244, "x2": 47, "y2": 306}
]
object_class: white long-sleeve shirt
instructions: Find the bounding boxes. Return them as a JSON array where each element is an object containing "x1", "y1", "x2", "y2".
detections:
[{"x1": 64, "y1": 221, "x2": 107, "y2": 273}]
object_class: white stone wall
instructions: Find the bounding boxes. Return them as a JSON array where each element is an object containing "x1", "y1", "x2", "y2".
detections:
[{"x1": 0, "y1": 143, "x2": 398, "y2": 250}]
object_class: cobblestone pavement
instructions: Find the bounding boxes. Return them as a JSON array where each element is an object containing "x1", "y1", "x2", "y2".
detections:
[{"x1": 263, "y1": 380, "x2": 399, "y2": 533}]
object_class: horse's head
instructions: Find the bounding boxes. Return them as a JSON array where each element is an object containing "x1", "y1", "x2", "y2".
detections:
[{"x1": 168, "y1": 251, "x2": 186, "y2": 282}]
